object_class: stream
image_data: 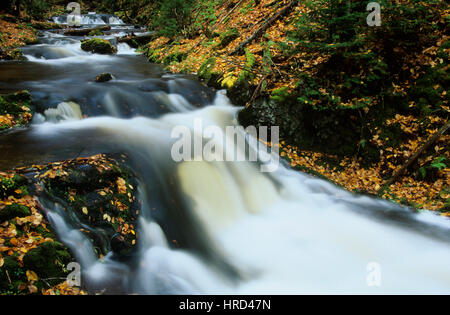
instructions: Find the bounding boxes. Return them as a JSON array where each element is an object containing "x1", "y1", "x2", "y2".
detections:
[{"x1": 0, "y1": 15, "x2": 449, "y2": 294}]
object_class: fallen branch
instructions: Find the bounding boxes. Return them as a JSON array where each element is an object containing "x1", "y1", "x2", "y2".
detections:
[
  {"x1": 230, "y1": 0, "x2": 296, "y2": 56},
  {"x1": 216, "y1": 0, "x2": 244, "y2": 26},
  {"x1": 245, "y1": 74, "x2": 268, "y2": 108},
  {"x1": 380, "y1": 120, "x2": 450, "y2": 190},
  {"x1": 117, "y1": 33, "x2": 156, "y2": 47}
]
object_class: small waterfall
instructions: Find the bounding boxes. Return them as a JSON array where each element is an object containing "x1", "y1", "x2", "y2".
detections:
[
  {"x1": 44, "y1": 101, "x2": 83, "y2": 122},
  {"x1": 51, "y1": 14, "x2": 124, "y2": 25},
  {"x1": 28, "y1": 93, "x2": 450, "y2": 294}
]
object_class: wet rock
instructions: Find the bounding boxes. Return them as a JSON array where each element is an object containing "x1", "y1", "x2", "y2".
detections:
[
  {"x1": 88, "y1": 29, "x2": 104, "y2": 36},
  {"x1": 81, "y1": 38, "x2": 117, "y2": 54},
  {"x1": 39, "y1": 156, "x2": 139, "y2": 257},
  {"x1": 110, "y1": 233, "x2": 130, "y2": 255},
  {"x1": 95, "y1": 73, "x2": 114, "y2": 82}
]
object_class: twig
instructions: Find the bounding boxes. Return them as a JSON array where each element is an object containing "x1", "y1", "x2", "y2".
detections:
[
  {"x1": 379, "y1": 121, "x2": 450, "y2": 191},
  {"x1": 246, "y1": 74, "x2": 268, "y2": 108},
  {"x1": 5, "y1": 270, "x2": 11, "y2": 285},
  {"x1": 230, "y1": 0, "x2": 296, "y2": 56}
]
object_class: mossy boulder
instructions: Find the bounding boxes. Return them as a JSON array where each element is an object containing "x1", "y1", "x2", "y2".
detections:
[
  {"x1": 40, "y1": 157, "x2": 139, "y2": 256},
  {"x1": 0, "y1": 255, "x2": 23, "y2": 292},
  {"x1": 0, "y1": 204, "x2": 31, "y2": 222},
  {"x1": 23, "y1": 241, "x2": 72, "y2": 285},
  {"x1": 95, "y1": 73, "x2": 114, "y2": 82},
  {"x1": 81, "y1": 38, "x2": 117, "y2": 54},
  {"x1": 198, "y1": 57, "x2": 222, "y2": 85},
  {"x1": 88, "y1": 29, "x2": 104, "y2": 36},
  {"x1": 0, "y1": 174, "x2": 28, "y2": 198}
]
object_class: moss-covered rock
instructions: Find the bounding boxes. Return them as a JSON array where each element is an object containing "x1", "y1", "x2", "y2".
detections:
[
  {"x1": 0, "y1": 204, "x2": 31, "y2": 222},
  {"x1": 39, "y1": 156, "x2": 139, "y2": 257},
  {"x1": 23, "y1": 241, "x2": 72, "y2": 282},
  {"x1": 0, "y1": 174, "x2": 28, "y2": 198},
  {"x1": 88, "y1": 29, "x2": 104, "y2": 36},
  {"x1": 0, "y1": 255, "x2": 23, "y2": 292},
  {"x1": 81, "y1": 38, "x2": 117, "y2": 54},
  {"x1": 198, "y1": 57, "x2": 221, "y2": 85}
]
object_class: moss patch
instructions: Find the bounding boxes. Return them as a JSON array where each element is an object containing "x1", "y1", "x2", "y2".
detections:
[{"x1": 81, "y1": 38, "x2": 117, "y2": 54}]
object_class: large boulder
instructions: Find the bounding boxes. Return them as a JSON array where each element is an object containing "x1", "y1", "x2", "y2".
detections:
[{"x1": 81, "y1": 38, "x2": 117, "y2": 54}]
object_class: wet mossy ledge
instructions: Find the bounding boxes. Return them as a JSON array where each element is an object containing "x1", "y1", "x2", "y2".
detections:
[
  {"x1": 0, "y1": 90, "x2": 34, "y2": 131},
  {"x1": 81, "y1": 38, "x2": 117, "y2": 55},
  {"x1": 0, "y1": 154, "x2": 140, "y2": 295}
]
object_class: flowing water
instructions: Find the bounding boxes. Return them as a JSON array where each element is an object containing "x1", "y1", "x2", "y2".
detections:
[{"x1": 1, "y1": 16, "x2": 449, "y2": 295}]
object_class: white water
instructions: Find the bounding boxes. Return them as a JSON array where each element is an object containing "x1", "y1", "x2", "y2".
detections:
[
  {"x1": 11, "y1": 24, "x2": 450, "y2": 295},
  {"x1": 34, "y1": 94, "x2": 450, "y2": 295},
  {"x1": 43, "y1": 101, "x2": 83, "y2": 122},
  {"x1": 52, "y1": 14, "x2": 124, "y2": 25}
]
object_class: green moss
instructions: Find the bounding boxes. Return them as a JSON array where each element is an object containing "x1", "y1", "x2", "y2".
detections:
[
  {"x1": 238, "y1": 49, "x2": 256, "y2": 84},
  {"x1": 81, "y1": 38, "x2": 117, "y2": 54},
  {"x1": 23, "y1": 242, "x2": 71, "y2": 282},
  {"x1": 270, "y1": 87, "x2": 290, "y2": 103},
  {"x1": 163, "y1": 48, "x2": 187, "y2": 64},
  {"x1": 88, "y1": 29, "x2": 104, "y2": 36},
  {"x1": 0, "y1": 204, "x2": 31, "y2": 222},
  {"x1": 0, "y1": 90, "x2": 32, "y2": 116},
  {"x1": 219, "y1": 28, "x2": 239, "y2": 48},
  {"x1": 0, "y1": 256, "x2": 23, "y2": 292},
  {"x1": 143, "y1": 47, "x2": 162, "y2": 63},
  {"x1": 198, "y1": 57, "x2": 220, "y2": 85},
  {"x1": 0, "y1": 174, "x2": 28, "y2": 198}
]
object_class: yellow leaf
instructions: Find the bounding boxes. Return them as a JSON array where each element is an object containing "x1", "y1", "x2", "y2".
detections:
[
  {"x1": 82, "y1": 207, "x2": 88, "y2": 215},
  {"x1": 26, "y1": 270, "x2": 39, "y2": 282},
  {"x1": 0, "y1": 255, "x2": 3, "y2": 267}
]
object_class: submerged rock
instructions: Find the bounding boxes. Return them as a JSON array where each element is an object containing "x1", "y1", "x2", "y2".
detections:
[{"x1": 81, "y1": 38, "x2": 117, "y2": 54}]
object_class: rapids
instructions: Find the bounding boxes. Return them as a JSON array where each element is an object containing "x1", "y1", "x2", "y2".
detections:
[{"x1": 0, "y1": 15, "x2": 449, "y2": 295}]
